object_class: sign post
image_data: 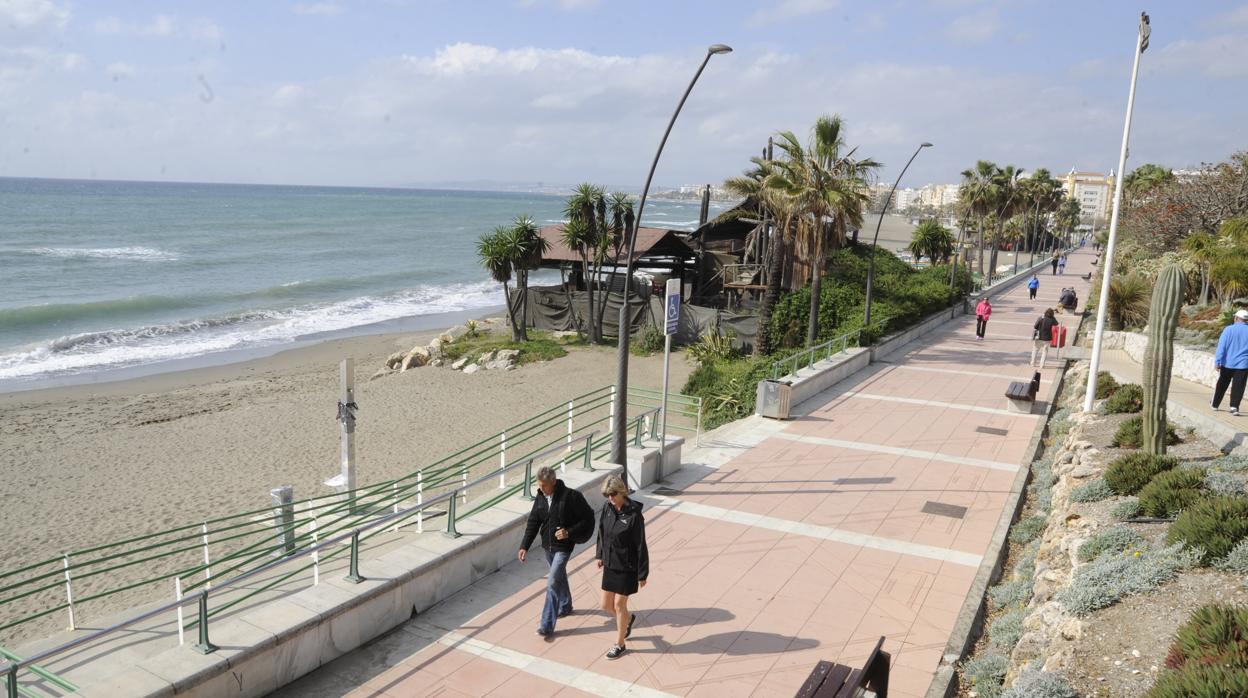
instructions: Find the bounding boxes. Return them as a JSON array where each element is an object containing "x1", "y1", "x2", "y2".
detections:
[{"x1": 659, "y1": 278, "x2": 681, "y2": 480}]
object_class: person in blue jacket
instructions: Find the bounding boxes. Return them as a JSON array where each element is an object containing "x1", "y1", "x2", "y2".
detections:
[
  {"x1": 1213, "y1": 309, "x2": 1248, "y2": 415},
  {"x1": 1027, "y1": 275, "x2": 1040, "y2": 300}
]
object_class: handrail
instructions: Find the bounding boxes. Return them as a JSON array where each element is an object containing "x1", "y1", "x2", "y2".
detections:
[{"x1": 1, "y1": 430, "x2": 602, "y2": 685}]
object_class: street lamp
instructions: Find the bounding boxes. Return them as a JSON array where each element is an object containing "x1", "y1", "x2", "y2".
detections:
[
  {"x1": 863, "y1": 142, "x2": 932, "y2": 328},
  {"x1": 609, "y1": 43, "x2": 732, "y2": 474}
]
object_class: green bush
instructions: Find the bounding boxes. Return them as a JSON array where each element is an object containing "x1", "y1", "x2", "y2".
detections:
[
  {"x1": 1146, "y1": 664, "x2": 1248, "y2": 698},
  {"x1": 1105, "y1": 452, "x2": 1180, "y2": 495},
  {"x1": 989, "y1": 578, "x2": 1033, "y2": 608},
  {"x1": 1077, "y1": 526, "x2": 1145, "y2": 563},
  {"x1": 1068, "y1": 479, "x2": 1114, "y2": 503},
  {"x1": 1206, "y1": 470, "x2": 1248, "y2": 497},
  {"x1": 1112, "y1": 416, "x2": 1181, "y2": 448},
  {"x1": 1138, "y1": 468, "x2": 1208, "y2": 518},
  {"x1": 1058, "y1": 541, "x2": 1199, "y2": 615},
  {"x1": 962, "y1": 654, "x2": 1009, "y2": 698},
  {"x1": 989, "y1": 606, "x2": 1028, "y2": 652},
  {"x1": 1000, "y1": 664, "x2": 1078, "y2": 698},
  {"x1": 681, "y1": 355, "x2": 772, "y2": 430},
  {"x1": 1009, "y1": 515, "x2": 1047, "y2": 545},
  {"x1": 1167, "y1": 496, "x2": 1248, "y2": 565},
  {"x1": 1103, "y1": 383, "x2": 1144, "y2": 413},
  {"x1": 1096, "y1": 371, "x2": 1120, "y2": 399},
  {"x1": 686, "y1": 329, "x2": 740, "y2": 364},
  {"x1": 1164, "y1": 603, "x2": 1248, "y2": 670},
  {"x1": 631, "y1": 326, "x2": 665, "y2": 356},
  {"x1": 1216, "y1": 539, "x2": 1248, "y2": 575},
  {"x1": 1111, "y1": 498, "x2": 1141, "y2": 520}
]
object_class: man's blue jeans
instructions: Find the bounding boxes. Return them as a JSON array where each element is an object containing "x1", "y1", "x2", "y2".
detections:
[{"x1": 540, "y1": 549, "x2": 572, "y2": 633}]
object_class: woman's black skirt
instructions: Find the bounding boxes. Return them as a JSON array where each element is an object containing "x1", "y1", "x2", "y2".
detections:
[{"x1": 601, "y1": 567, "x2": 639, "y2": 595}]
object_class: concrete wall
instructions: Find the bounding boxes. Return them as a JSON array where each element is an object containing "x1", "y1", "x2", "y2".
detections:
[
  {"x1": 1101, "y1": 330, "x2": 1219, "y2": 388},
  {"x1": 73, "y1": 439, "x2": 681, "y2": 698}
]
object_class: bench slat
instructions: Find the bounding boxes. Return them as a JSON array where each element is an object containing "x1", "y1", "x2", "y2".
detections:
[
  {"x1": 814, "y1": 664, "x2": 852, "y2": 697},
  {"x1": 795, "y1": 661, "x2": 836, "y2": 698}
]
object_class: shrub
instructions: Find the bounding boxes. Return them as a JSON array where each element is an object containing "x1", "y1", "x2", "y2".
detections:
[
  {"x1": 1105, "y1": 452, "x2": 1180, "y2": 495},
  {"x1": 1000, "y1": 664, "x2": 1078, "y2": 698},
  {"x1": 1077, "y1": 527, "x2": 1145, "y2": 563},
  {"x1": 682, "y1": 355, "x2": 773, "y2": 429},
  {"x1": 1103, "y1": 383, "x2": 1144, "y2": 413},
  {"x1": 1164, "y1": 603, "x2": 1248, "y2": 670},
  {"x1": 1209, "y1": 454, "x2": 1248, "y2": 472},
  {"x1": 1216, "y1": 539, "x2": 1248, "y2": 575},
  {"x1": 1167, "y1": 496, "x2": 1248, "y2": 565},
  {"x1": 1206, "y1": 470, "x2": 1248, "y2": 497},
  {"x1": 631, "y1": 326, "x2": 665, "y2": 356},
  {"x1": 1096, "y1": 371, "x2": 1120, "y2": 399},
  {"x1": 1009, "y1": 515, "x2": 1047, "y2": 545},
  {"x1": 1111, "y1": 498, "x2": 1141, "y2": 520},
  {"x1": 1069, "y1": 479, "x2": 1114, "y2": 503},
  {"x1": 687, "y1": 329, "x2": 739, "y2": 364},
  {"x1": 1138, "y1": 468, "x2": 1208, "y2": 518},
  {"x1": 989, "y1": 606, "x2": 1028, "y2": 652},
  {"x1": 990, "y1": 577, "x2": 1034, "y2": 608},
  {"x1": 1146, "y1": 664, "x2": 1248, "y2": 698},
  {"x1": 962, "y1": 654, "x2": 1009, "y2": 698},
  {"x1": 1058, "y1": 541, "x2": 1199, "y2": 615},
  {"x1": 1112, "y1": 416, "x2": 1181, "y2": 448}
]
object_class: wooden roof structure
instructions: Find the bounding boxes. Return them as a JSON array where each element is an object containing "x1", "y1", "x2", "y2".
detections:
[{"x1": 537, "y1": 225, "x2": 696, "y2": 267}]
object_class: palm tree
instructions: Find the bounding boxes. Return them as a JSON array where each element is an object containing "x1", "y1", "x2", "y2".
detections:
[
  {"x1": 986, "y1": 165, "x2": 1024, "y2": 280},
  {"x1": 596, "y1": 192, "x2": 635, "y2": 336},
  {"x1": 1211, "y1": 254, "x2": 1248, "y2": 307},
  {"x1": 959, "y1": 160, "x2": 998, "y2": 285},
  {"x1": 908, "y1": 219, "x2": 955, "y2": 264},
  {"x1": 564, "y1": 184, "x2": 607, "y2": 342},
  {"x1": 1123, "y1": 163, "x2": 1174, "y2": 203},
  {"x1": 560, "y1": 217, "x2": 597, "y2": 342},
  {"x1": 508, "y1": 215, "x2": 547, "y2": 341},
  {"x1": 725, "y1": 157, "x2": 790, "y2": 356},
  {"x1": 1054, "y1": 197, "x2": 1081, "y2": 251},
  {"x1": 477, "y1": 225, "x2": 522, "y2": 341},
  {"x1": 1182, "y1": 231, "x2": 1218, "y2": 305}
]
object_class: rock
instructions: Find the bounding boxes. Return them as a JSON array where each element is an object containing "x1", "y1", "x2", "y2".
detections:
[
  {"x1": 1071, "y1": 440, "x2": 1094, "y2": 451},
  {"x1": 1131, "y1": 649, "x2": 1141, "y2": 658},
  {"x1": 1011, "y1": 630, "x2": 1047, "y2": 662},
  {"x1": 462, "y1": 363, "x2": 481, "y2": 375},
  {"x1": 479, "y1": 349, "x2": 497, "y2": 364},
  {"x1": 444, "y1": 325, "x2": 470, "y2": 341},
  {"x1": 400, "y1": 349, "x2": 429, "y2": 372},
  {"x1": 1070, "y1": 463, "x2": 1098, "y2": 478},
  {"x1": 386, "y1": 351, "x2": 405, "y2": 369},
  {"x1": 451, "y1": 356, "x2": 470, "y2": 370},
  {"x1": 552, "y1": 330, "x2": 579, "y2": 340},
  {"x1": 431, "y1": 358, "x2": 444, "y2": 368},
  {"x1": 1059, "y1": 619, "x2": 1083, "y2": 640},
  {"x1": 496, "y1": 349, "x2": 520, "y2": 362},
  {"x1": 1058, "y1": 452, "x2": 1075, "y2": 465},
  {"x1": 408, "y1": 346, "x2": 431, "y2": 362}
]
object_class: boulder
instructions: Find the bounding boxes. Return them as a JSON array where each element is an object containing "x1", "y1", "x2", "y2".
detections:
[
  {"x1": 444, "y1": 325, "x2": 470, "y2": 341},
  {"x1": 552, "y1": 331, "x2": 579, "y2": 340},
  {"x1": 496, "y1": 349, "x2": 520, "y2": 362},
  {"x1": 386, "y1": 351, "x2": 406, "y2": 370},
  {"x1": 431, "y1": 358, "x2": 444, "y2": 368},
  {"x1": 401, "y1": 347, "x2": 430, "y2": 372},
  {"x1": 479, "y1": 349, "x2": 497, "y2": 364},
  {"x1": 462, "y1": 363, "x2": 481, "y2": 375},
  {"x1": 451, "y1": 356, "x2": 470, "y2": 370}
]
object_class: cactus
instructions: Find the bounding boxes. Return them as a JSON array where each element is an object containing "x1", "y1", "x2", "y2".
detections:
[{"x1": 1142, "y1": 264, "x2": 1185, "y2": 454}]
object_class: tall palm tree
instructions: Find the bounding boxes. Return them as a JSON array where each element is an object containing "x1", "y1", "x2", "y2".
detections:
[
  {"x1": 986, "y1": 165, "x2": 1024, "y2": 281},
  {"x1": 560, "y1": 217, "x2": 598, "y2": 342},
  {"x1": 477, "y1": 225, "x2": 522, "y2": 341},
  {"x1": 596, "y1": 192, "x2": 635, "y2": 336},
  {"x1": 564, "y1": 184, "x2": 607, "y2": 342},
  {"x1": 1182, "y1": 231, "x2": 1218, "y2": 305},
  {"x1": 508, "y1": 215, "x2": 547, "y2": 341},
  {"x1": 725, "y1": 157, "x2": 790, "y2": 356},
  {"x1": 959, "y1": 160, "x2": 998, "y2": 285},
  {"x1": 1123, "y1": 163, "x2": 1174, "y2": 204},
  {"x1": 908, "y1": 219, "x2": 955, "y2": 264},
  {"x1": 1054, "y1": 197, "x2": 1081, "y2": 251}
]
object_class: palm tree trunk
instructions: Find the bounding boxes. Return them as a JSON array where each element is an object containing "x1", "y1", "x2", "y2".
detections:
[
  {"x1": 1201, "y1": 269, "x2": 1211, "y2": 306},
  {"x1": 503, "y1": 280, "x2": 522, "y2": 342},
  {"x1": 517, "y1": 270, "x2": 529, "y2": 342},
  {"x1": 582, "y1": 256, "x2": 598, "y2": 344},
  {"x1": 806, "y1": 239, "x2": 825, "y2": 347},
  {"x1": 756, "y1": 221, "x2": 788, "y2": 357},
  {"x1": 976, "y1": 222, "x2": 985, "y2": 286}
]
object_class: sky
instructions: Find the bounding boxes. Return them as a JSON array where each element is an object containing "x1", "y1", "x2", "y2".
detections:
[{"x1": 0, "y1": 0, "x2": 1245, "y2": 191}]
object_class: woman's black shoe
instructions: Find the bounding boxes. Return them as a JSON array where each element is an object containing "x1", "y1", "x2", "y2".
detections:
[{"x1": 606, "y1": 644, "x2": 626, "y2": 659}]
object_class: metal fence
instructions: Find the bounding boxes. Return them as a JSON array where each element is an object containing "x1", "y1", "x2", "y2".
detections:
[
  {"x1": 767, "y1": 316, "x2": 892, "y2": 381},
  {"x1": 0, "y1": 385, "x2": 698, "y2": 697}
]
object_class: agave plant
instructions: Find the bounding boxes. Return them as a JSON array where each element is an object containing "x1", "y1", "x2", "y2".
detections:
[{"x1": 1107, "y1": 273, "x2": 1150, "y2": 330}]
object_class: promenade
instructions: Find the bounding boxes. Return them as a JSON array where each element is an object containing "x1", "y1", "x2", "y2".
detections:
[{"x1": 276, "y1": 251, "x2": 1095, "y2": 698}]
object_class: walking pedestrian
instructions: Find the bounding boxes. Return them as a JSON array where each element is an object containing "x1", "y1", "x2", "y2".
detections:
[
  {"x1": 1050, "y1": 254, "x2": 1059, "y2": 275},
  {"x1": 1058, "y1": 254, "x2": 1067, "y2": 275},
  {"x1": 1027, "y1": 275, "x2": 1039, "y2": 300},
  {"x1": 1212, "y1": 309, "x2": 1248, "y2": 415},
  {"x1": 596, "y1": 475, "x2": 649, "y2": 659},
  {"x1": 975, "y1": 296, "x2": 992, "y2": 341},
  {"x1": 1032, "y1": 309, "x2": 1059, "y2": 367},
  {"x1": 519, "y1": 466, "x2": 595, "y2": 638}
]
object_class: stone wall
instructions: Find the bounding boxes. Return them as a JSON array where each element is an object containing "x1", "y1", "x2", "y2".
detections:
[{"x1": 1101, "y1": 330, "x2": 1219, "y2": 388}]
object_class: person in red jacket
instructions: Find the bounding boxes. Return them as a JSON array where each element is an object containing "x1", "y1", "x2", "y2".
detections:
[{"x1": 975, "y1": 297, "x2": 992, "y2": 341}]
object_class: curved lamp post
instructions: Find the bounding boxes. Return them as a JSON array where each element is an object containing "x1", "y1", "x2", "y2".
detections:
[
  {"x1": 863, "y1": 142, "x2": 931, "y2": 328},
  {"x1": 609, "y1": 43, "x2": 732, "y2": 472}
]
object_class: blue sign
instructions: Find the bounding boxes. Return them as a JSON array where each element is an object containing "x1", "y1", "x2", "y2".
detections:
[{"x1": 664, "y1": 279, "x2": 681, "y2": 336}]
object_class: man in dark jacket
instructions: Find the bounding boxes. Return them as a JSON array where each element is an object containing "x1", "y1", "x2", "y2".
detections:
[{"x1": 518, "y1": 466, "x2": 594, "y2": 637}]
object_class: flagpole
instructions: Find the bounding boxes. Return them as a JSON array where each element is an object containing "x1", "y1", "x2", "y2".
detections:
[{"x1": 1084, "y1": 12, "x2": 1149, "y2": 412}]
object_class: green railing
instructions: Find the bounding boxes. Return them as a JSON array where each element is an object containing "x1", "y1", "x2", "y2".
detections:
[
  {"x1": 767, "y1": 316, "x2": 892, "y2": 381},
  {"x1": 0, "y1": 385, "x2": 693, "y2": 696}
]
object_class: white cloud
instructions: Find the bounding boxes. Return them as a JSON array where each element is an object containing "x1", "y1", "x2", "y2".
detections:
[
  {"x1": 0, "y1": 0, "x2": 69, "y2": 30},
  {"x1": 946, "y1": 8, "x2": 999, "y2": 43},
  {"x1": 747, "y1": 0, "x2": 839, "y2": 26},
  {"x1": 93, "y1": 14, "x2": 221, "y2": 42},
  {"x1": 1151, "y1": 32, "x2": 1248, "y2": 79},
  {"x1": 293, "y1": 2, "x2": 344, "y2": 16}
]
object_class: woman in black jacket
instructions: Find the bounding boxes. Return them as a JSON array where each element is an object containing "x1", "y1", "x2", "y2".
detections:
[
  {"x1": 1032, "y1": 308, "x2": 1059, "y2": 367},
  {"x1": 596, "y1": 474, "x2": 649, "y2": 659}
]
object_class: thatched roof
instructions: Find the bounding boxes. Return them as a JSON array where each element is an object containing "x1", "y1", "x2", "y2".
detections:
[
  {"x1": 537, "y1": 225, "x2": 696, "y2": 266},
  {"x1": 692, "y1": 197, "x2": 760, "y2": 245}
]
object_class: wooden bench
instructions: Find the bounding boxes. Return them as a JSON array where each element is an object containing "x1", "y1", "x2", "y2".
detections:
[
  {"x1": 1005, "y1": 371, "x2": 1042, "y2": 414},
  {"x1": 795, "y1": 636, "x2": 890, "y2": 698}
]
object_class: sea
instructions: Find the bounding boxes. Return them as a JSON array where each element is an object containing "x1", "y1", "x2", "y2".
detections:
[{"x1": 0, "y1": 177, "x2": 728, "y2": 391}]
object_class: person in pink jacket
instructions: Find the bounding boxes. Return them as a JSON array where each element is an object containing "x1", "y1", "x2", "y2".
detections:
[{"x1": 975, "y1": 297, "x2": 992, "y2": 340}]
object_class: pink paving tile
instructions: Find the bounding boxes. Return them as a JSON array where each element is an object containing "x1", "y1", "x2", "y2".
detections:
[{"x1": 483, "y1": 671, "x2": 591, "y2": 698}]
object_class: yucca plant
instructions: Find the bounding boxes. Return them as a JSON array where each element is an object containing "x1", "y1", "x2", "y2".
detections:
[{"x1": 1107, "y1": 273, "x2": 1150, "y2": 330}]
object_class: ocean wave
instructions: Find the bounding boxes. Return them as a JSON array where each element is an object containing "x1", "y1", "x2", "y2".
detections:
[
  {"x1": 0, "y1": 279, "x2": 504, "y2": 381},
  {"x1": 23, "y1": 246, "x2": 180, "y2": 262}
]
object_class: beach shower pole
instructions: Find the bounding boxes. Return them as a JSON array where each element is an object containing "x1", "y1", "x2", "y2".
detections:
[
  {"x1": 610, "y1": 44, "x2": 731, "y2": 476},
  {"x1": 1084, "y1": 11, "x2": 1150, "y2": 413},
  {"x1": 864, "y1": 142, "x2": 931, "y2": 328},
  {"x1": 327, "y1": 358, "x2": 359, "y2": 513}
]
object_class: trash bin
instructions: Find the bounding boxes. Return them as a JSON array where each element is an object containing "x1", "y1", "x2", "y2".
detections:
[{"x1": 756, "y1": 379, "x2": 793, "y2": 420}]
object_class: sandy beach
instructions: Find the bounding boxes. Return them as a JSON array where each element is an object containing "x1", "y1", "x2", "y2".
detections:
[{"x1": 0, "y1": 322, "x2": 692, "y2": 646}]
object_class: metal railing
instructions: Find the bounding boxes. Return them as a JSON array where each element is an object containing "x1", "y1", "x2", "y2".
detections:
[
  {"x1": 767, "y1": 316, "x2": 892, "y2": 381},
  {"x1": 0, "y1": 387, "x2": 686, "y2": 696},
  {"x1": 0, "y1": 429, "x2": 615, "y2": 697}
]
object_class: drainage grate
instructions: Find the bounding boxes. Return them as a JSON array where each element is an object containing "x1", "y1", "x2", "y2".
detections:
[
  {"x1": 834, "y1": 477, "x2": 895, "y2": 485},
  {"x1": 975, "y1": 426, "x2": 1010, "y2": 436},
  {"x1": 922, "y1": 501, "x2": 968, "y2": 519},
  {"x1": 653, "y1": 488, "x2": 684, "y2": 497}
]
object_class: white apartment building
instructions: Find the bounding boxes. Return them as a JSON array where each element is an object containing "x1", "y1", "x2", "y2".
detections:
[
  {"x1": 1058, "y1": 169, "x2": 1114, "y2": 220},
  {"x1": 892, "y1": 187, "x2": 917, "y2": 210}
]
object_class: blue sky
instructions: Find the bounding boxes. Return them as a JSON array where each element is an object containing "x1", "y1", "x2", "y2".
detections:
[{"x1": 1, "y1": 0, "x2": 1245, "y2": 190}]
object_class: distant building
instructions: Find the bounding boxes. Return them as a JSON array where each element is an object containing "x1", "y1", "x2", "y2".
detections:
[{"x1": 1057, "y1": 169, "x2": 1115, "y2": 220}]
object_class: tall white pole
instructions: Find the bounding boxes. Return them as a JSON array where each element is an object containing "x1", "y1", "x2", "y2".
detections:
[{"x1": 1084, "y1": 13, "x2": 1149, "y2": 413}]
